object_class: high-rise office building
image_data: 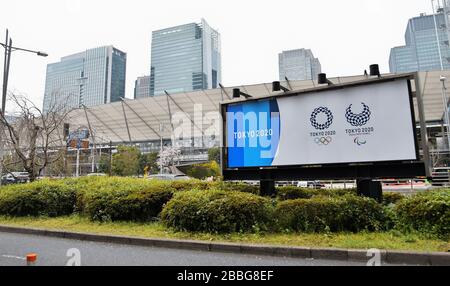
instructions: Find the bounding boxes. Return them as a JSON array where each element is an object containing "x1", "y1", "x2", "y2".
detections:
[
  {"x1": 150, "y1": 19, "x2": 221, "y2": 96},
  {"x1": 43, "y1": 46, "x2": 126, "y2": 113},
  {"x1": 134, "y1": 76, "x2": 151, "y2": 99},
  {"x1": 389, "y1": 12, "x2": 450, "y2": 73},
  {"x1": 278, "y1": 49, "x2": 321, "y2": 81}
]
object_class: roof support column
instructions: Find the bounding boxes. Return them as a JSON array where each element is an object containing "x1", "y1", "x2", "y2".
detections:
[{"x1": 121, "y1": 101, "x2": 133, "y2": 144}]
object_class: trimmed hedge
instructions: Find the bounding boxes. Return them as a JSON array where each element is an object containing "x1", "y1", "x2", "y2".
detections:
[
  {"x1": 382, "y1": 192, "x2": 405, "y2": 206},
  {"x1": 170, "y1": 180, "x2": 213, "y2": 192},
  {"x1": 276, "y1": 186, "x2": 357, "y2": 201},
  {"x1": 275, "y1": 195, "x2": 385, "y2": 233},
  {"x1": 218, "y1": 182, "x2": 260, "y2": 195},
  {"x1": 160, "y1": 190, "x2": 273, "y2": 233},
  {"x1": 394, "y1": 190, "x2": 449, "y2": 239},
  {"x1": 277, "y1": 187, "x2": 315, "y2": 200},
  {"x1": 1, "y1": 177, "x2": 448, "y2": 238},
  {"x1": 0, "y1": 180, "x2": 77, "y2": 217},
  {"x1": 78, "y1": 178, "x2": 176, "y2": 222}
]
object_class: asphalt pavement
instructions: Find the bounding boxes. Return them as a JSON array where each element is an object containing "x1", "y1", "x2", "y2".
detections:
[{"x1": 0, "y1": 231, "x2": 372, "y2": 266}]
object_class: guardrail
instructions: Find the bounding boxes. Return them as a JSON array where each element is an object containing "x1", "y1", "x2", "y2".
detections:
[{"x1": 431, "y1": 167, "x2": 450, "y2": 187}]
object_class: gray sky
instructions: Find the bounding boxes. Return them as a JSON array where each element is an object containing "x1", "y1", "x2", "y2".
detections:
[{"x1": 0, "y1": 0, "x2": 433, "y2": 110}]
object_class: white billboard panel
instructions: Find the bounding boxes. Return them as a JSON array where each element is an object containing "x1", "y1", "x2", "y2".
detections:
[{"x1": 226, "y1": 79, "x2": 418, "y2": 168}]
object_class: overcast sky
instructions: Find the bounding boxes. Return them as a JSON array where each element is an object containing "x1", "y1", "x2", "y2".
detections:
[{"x1": 0, "y1": 0, "x2": 434, "y2": 109}]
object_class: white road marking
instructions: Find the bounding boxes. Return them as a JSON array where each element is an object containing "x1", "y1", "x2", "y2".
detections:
[{"x1": 2, "y1": 255, "x2": 26, "y2": 261}]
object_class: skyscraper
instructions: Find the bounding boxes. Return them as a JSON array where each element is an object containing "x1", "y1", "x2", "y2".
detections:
[
  {"x1": 43, "y1": 46, "x2": 126, "y2": 113},
  {"x1": 278, "y1": 49, "x2": 321, "y2": 81},
  {"x1": 134, "y1": 76, "x2": 151, "y2": 99},
  {"x1": 150, "y1": 19, "x2": 221, "y2": 96},
  {"x1": 389, "y1": 12, "x2": 450, "y2": 73}
]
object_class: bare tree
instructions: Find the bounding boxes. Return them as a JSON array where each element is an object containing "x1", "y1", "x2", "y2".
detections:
[{"x1": 0, "y1": 92, "x2": 72, "y2": 182}]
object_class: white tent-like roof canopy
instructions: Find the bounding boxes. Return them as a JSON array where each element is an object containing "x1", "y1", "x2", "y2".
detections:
[{"x1": 66, "y1": 71, "x2": 449, "y2": 145}]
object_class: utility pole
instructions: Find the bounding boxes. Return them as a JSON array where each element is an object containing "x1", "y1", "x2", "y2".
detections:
[
  {"x1": 160, "y1": 124, "x2": 164, "y2": 175},
  {"x1": 75, "y1": 148, "x2": 80, "y2": 178},
  {"x1": 109, "y1": 141, "x2": 113, "y2": 176}
]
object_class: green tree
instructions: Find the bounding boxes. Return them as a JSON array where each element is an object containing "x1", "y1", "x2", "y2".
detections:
[
  {"x1": 139, "y1": 152, "x2": 160, "y2": 175},
  {"x1": 98, "y1": 154, "x2": 111, "y2": 175},
  {"x1": 186, "y1": 161, "x2": 221, "y2": 180},
  {"x1": 208, "y1": 147, "x2": 221, "y2": 164},
  {"x1": 45, "y1": 150, "x2": 72, "y2": 177},
  {"x1": 112, "y1": 146, "x2": 141, "y2": 177}
]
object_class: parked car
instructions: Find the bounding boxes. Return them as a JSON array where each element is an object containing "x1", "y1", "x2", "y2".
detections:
[
  {"x1": 147, "y1": 174, "x2": 192, "y2": 181},
  {"x1": 297, "y1": 181, "x2": 325, "y2": 189},
  {"x1": 87, "y1": 173, "x2": 107, "y2": 177},
  {"x1": 1, "y1": 172, "x2": 30, "y2": 185}
]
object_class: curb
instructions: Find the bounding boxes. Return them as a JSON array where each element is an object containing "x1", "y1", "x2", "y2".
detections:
[{"x1": 0, "y1": 225, "x2": 448, "y2": 266}]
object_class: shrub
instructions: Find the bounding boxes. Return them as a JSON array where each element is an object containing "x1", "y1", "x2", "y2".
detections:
[
  {"x1": 80, "y1": 179, "x2": 175, "y2": 222},
  {"x1": 186, "y1": 161, "x2": 221, "y2": 180},
  {"x1": 218, "y1": 182, "x2": 260, "y2": 195},
  {"x1": 169, "y1": 180, "x2": 213, "y2": 192},
  {"x1": 276, "y1": 186, "x2": 357, "y2": 201},
  {"x1": 277, "y1": 187, "x2": 314, "y2": 200},
  {"x1": 394, "y1": 190, "x2": 449, "y2": 239},
  {"x1": 161, "y1": 190, "x2": 273, "y2": 233},
  {"x1": 319, "y1": 188, "x2": 358, "y2": 197},
  {"x1": 0, "y1": 180, "x2": 77, "y2": 217},
  {"x1": 382, "y1": 192, "x2": 405, "y2": 206},
  {"x1": 275, "y1": 195, "x2": 385, "y2": 233}
]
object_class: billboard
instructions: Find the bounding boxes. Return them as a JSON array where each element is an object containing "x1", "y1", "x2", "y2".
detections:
[{"x1": 225, "y1": 78, "x2": 418, "y2": 169}]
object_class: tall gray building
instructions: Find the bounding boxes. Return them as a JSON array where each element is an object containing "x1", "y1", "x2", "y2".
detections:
[
  {"x1": 389, "y1": 12, "x2": 450, "y2": 73},
  {"x1": 43, "y1": 46, "x2": 126, "y2": 113},
  {"x1": 150, "y1": 19, "x2": 221, "y2": 96},
  {"x1": 278, "y1": 49, "x2": 321, "y2": 81},
  {"x1": 134, "y1": 76, "x2": 151, "y2": 99}
]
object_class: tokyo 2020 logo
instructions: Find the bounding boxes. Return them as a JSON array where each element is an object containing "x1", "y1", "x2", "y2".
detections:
[
  {"x1": 310, "y1": 107, "x2": 334, "y2": 130},
  {"x1": 346, "y1": 103, "x2": 371, "y2": 127}
]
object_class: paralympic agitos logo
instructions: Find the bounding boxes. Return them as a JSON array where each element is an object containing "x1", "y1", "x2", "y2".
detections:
[{"x1": 345, "y1": 103, "x2": 371, "y2": 127}]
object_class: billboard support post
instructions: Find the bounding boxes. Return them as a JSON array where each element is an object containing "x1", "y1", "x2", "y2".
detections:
[
  {"x1": 260, "y1": 170, "x2": 276, "y2": 197},
  {"x1": 414, "y1": 72, "x2": 432, "y2": 178},
  {"x1": 356, "y1": 179, "x2": 383, "y2": 203}
]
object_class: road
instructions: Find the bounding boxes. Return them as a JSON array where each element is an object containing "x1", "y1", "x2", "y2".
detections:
[{"x1": 0, "y1": 231, "x2": 376, "y2": 266}]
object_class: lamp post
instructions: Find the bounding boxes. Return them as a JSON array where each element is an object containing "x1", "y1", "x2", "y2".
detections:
[
  {"x1": 0, "y1": 29, "x2": 48, "y2": 185},
  {"x1": 159, "y1": 123, "x2": 164, "y2": 175},
  {"x1": 1, "y1": 29, "x2": 48, "y2": 115}
]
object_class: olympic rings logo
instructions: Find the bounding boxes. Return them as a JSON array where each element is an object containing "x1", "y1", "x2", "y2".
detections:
[{"x1": 315, "y1": 137, "x2": 332, "y2": 146}]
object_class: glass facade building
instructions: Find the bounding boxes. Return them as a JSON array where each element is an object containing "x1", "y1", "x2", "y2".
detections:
[
  {"x1": 134, "y1": 76, "x2": 151, "y2": 99},
  {"x1": 278, "y1": 49, "x2": 321, "y2": 81},
  {"x1": 389, "y1": 13, "x2": 450, "y2": 73},
  {"x1": 43, "y1": 46, "x2": 126, "y2": 113},
  {"x1": 150, "y1": 19, "x2": 221, "y2": 96}
]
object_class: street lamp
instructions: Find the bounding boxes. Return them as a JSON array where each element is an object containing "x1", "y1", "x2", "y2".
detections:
[
  {"x1": 1, "y1": 29, "x2": 48, "y2": 115},
  {"x1": 160, "y1": 123, "x2": 164, "y2": 175},
  {"x1": 0, "y1": 29, "x2": 48, "y2": 186}
]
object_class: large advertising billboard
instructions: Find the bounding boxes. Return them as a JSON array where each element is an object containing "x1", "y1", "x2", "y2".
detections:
[{"x1": 225, "y1": 79, "x2": 418, "y2": 169}]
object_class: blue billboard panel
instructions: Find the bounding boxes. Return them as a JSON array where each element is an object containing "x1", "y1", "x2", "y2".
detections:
[{"x1": 227, "y1": 99, "x2": 281, "y2": 168}]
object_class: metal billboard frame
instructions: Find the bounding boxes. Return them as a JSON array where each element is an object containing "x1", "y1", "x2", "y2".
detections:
[{"x1": 220, "y1": 73, "x2": 430, "y2": 182}]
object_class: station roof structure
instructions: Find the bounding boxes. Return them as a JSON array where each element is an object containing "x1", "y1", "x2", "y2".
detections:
[{"x1": 66, "y1": 71, "x2": 450, "y2": 144}]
